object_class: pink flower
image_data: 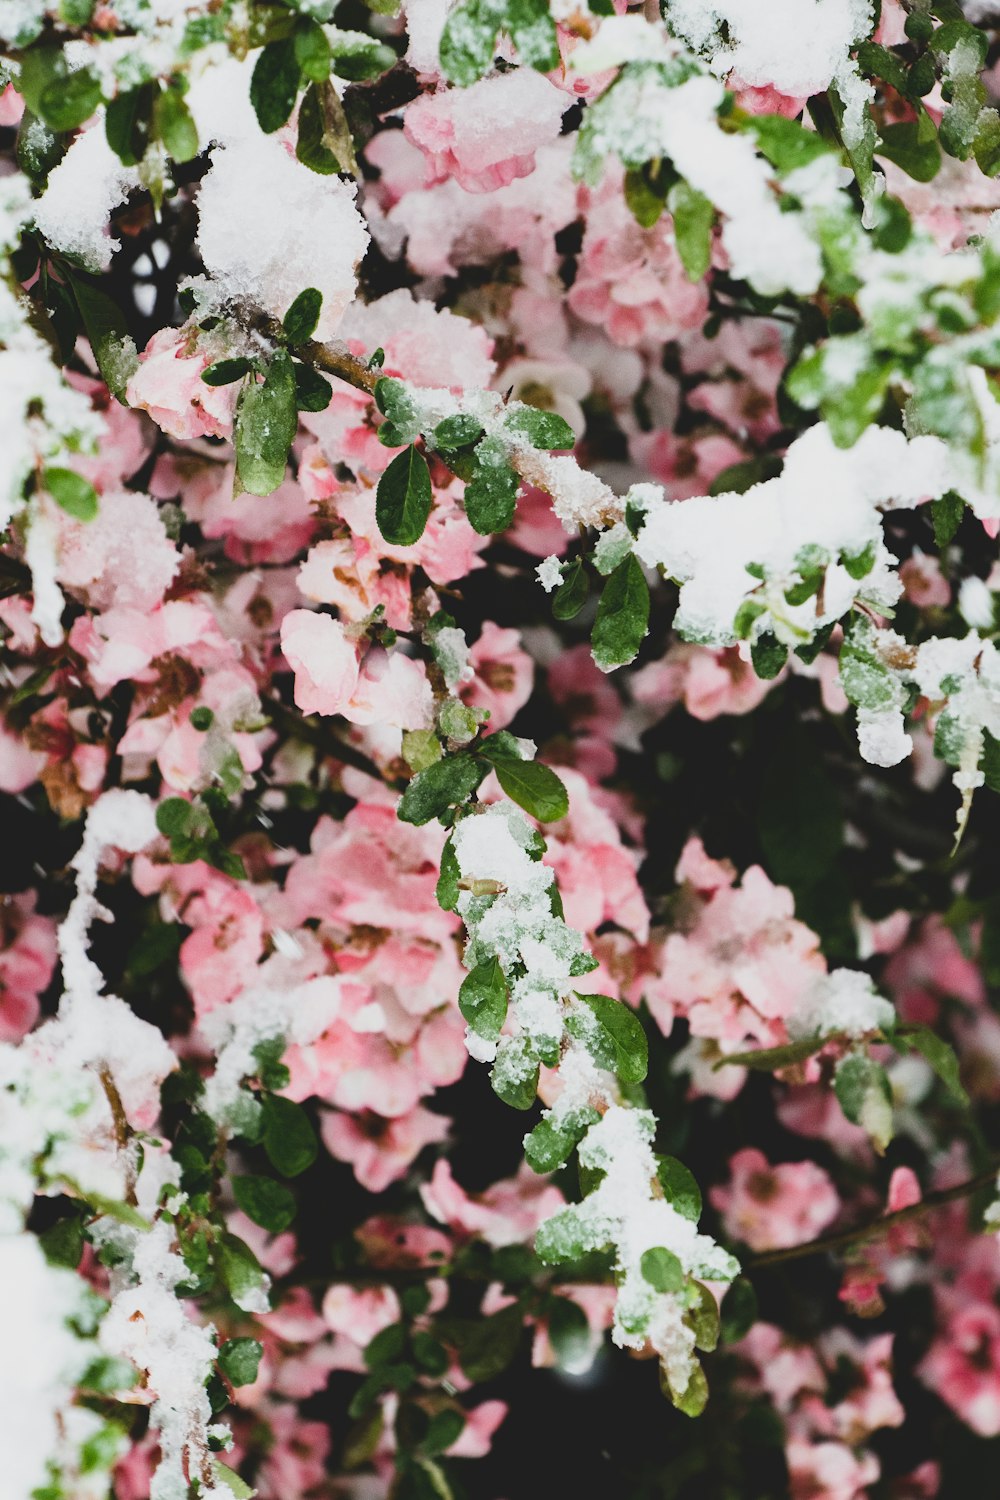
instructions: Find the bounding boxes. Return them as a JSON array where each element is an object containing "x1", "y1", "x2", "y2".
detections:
[
  {"x1": 0, "y1": 893, "x2": 57, "y2": 1042},
  {"x1": 461, "y1": 622, "x2": 534, "y2": 730},
  {"x1": 421, "y1": 1159, "x2": 564, "y2": 1248},
  {"x1": 322, "y1": 1283, "x2": 401, "y2": 1344},
  {"x1": 320, "y1": 1105, "x2": 449, "y2": 1192},
  {"x1": 711, "y1": 1147, "x2": 840, "y2": 1252},
  {"x1": 404, "y1": 70, "x2": 567, "y2": 194},
  {"x1": 447, "y1": 1398, "x2": 508, "y2": 1458},
  {"x1": 280, "y1": 610, "x2": 360, "y2": 717},
  {"x1": 126, "y1": 326, "x2": 237, "y2": 440}
]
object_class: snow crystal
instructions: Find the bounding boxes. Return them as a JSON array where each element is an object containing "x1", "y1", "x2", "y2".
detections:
[
  {"x1": 789, "y1": 968, "x2": 895, "y2": 1040},
  {"x1": 33, "y1": 121, "x2": 140, "y2": 272},
  {"x1": 536, "y1": 555, "x2": 564, "y2": 593},
  {"x1": 664, "y1": 0, "x2": 873, "y2": 97},
  {"x1": 197, "y1": 134, "x2": 369, "y2": 340}
]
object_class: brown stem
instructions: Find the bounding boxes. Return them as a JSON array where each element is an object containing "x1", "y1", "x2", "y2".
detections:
[
  {"x1": 98, "y1": 1064, "x2": 138, "y2": 1206},
  {"x1": 251, "y1": 310, "x2": 379, "y2": 396},
  {"x1": 260, "y1": 693, "x2": 404, "y2": 788},
  {"x1": 746, "y1": 1162, "x2": 999, "y2": 1269}
]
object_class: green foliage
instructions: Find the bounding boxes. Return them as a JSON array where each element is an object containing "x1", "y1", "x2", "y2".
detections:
[
  {"x1": 641, "y1": 1246, "x2": 685, "y2": 1293},
  {"x1": 235, "y1": 352, "x2": 298, "y2": 496},
  {"x1": 898, "y1": 1024, "x2": 969, "y2": 1105},
  {"x1": 376, "y1": 445, "x2": 433, "y2": 545},
  {"x1": 218, "y1": 1337, "x2": 264, "y2": 1389},
  {"x1": 463, "y1": 437, "x2": 520, "y2": 535},
  {"x1": 398, "y1": 752, "x2": 487, "y2": 825},
  {"x1": 439, "y1": 0, "x2": 558, "y2": 84},
  {"x1": 656, "y1": 1155, "x2": 702, "y2": 1222},
  {"x1": 283, "y1": 287, "x2": 323, "y2": 343},
  {"x1": 834, "y1": 1052, "x2": 894, "y2": 1151},
  {"x1": 458, "y1": 957, "x2": 508, "y2": 1042},
  {"x1": 215, "y1": 1232, "x2": 268, "y2": 1309},
  {"x1": 261, "y1": 1094, "x2": 318, "y2": 1177},
  {"x1": 668, "y1": 180, "x2": 714, "y2": 281},
  {"x1": 478, "y1": 742, "x2": 569, "y2": 822},
  {"x1": 569, "y1": 993, "x2": 648, "y2": 1084},
  {"x1": 877, "y1": 109, "x2": 942, "y2": 181},
  {"x1": 232, "y1": 1174, "x2": 297, "y2": 1233},
  {"x1": 43, "y1": 466, "x2": 98, "y2": 522},
  {"x1": 251, "y1": 38, "x2": 302, "y2": 133},
  {"x1": 504, "y1": 406, "x2": 575, "y2": 451},
  {"x1": 591, "y1": 554, "x2": 650, "y2": 670},
  {"x1": 551, "y1": 558, "x2": 590, "y2": 620}
]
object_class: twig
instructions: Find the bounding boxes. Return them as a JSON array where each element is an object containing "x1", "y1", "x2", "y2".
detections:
[
  {"x1": 746, "y1": 1161, "x2": 1000, "y2": 1269},
  {"x1": 98, "y1": 1063, "x2": 137, "y2": 1206}
]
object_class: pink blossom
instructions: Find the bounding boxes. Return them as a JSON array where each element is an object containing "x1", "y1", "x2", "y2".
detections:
[
  {"x1": 404, "y1": 69, "x2": 567, "y2": 194},
  {"x1": 421, "y1": 1159, "x2": 564, "y2": 1248},
  {"x1": 321, "y1": 1105, "x2": 449, "y2": 1192},
  {"x1": 280, "y1": 610, "x2": 360, "y2": 717},
  {"x1": 711, "y1": 1147, "x2": 840, "y2": 1252},
  {"x1": 447, "y1": 1398, "x2": 508, "y2": 1458},
  {"x1": 461, "y1": 623, "x2": 534, "y2": 730},
  {"x1": 0, "y1": 893, "x2": 57, "y2": 1042},
  {"x1": 126, "y1": 326, "x2": 237, "y2": 439}
]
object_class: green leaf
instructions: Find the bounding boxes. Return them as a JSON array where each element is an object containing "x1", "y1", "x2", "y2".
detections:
[
  {"x1": 547, "y1": 1295, "x2": 591, "y2": 1369},
  {"x1": 66, "y1": 272, "x2": 136, "y2": 403},
  {"x1": 235, "y1": 351, "x2": 298, "y2": 496},
  {"x1": 39, "y1": 66, "x2": 101, "y2": 132},
  {"x1": 156, "y1": 797, "x2": 193, "y2": 837},
  {"x1": 439, "y1": 0, "x2": 501, "y2": 84},
  {"x1": 294, "y1": 362, "x2": 333, "y2": 411},
  {"x1": 464, "y1": 439, "x2": 519, "y2": 535},
  {"x1": 983, "y1": 729, "x2": 1000, "y2": 793},
  {"x1": 283, "y1": 287, "x2": 323, "y2": 343},
  {"x1": 746, "y1": 113, "x2": 830, "y2": 172},
  {"x1": 458, "y1": 957, "x2": 508, "y2": 1041},
  {"x1": 720, "y1": 1278, "x2": 758, "y2": 1344},
  {"x1": 504, "y1": 406, "x2": 575, "y2": 451},
  {"x1": 491, "y1": 1036, "x2": 540, "y2": 1110},
  {"x1": 215, "y1": 1233, "x2": 268, "y2": 1311},
  {"x1": 218, "y1": 1337, "x2": 263, "y2": 1388},
  {"x1": 456, "y1": 1303, "x2": 523, "y2": 1382},
  {"x1": 105, "y1": 83, "x2": 154, "y2": 167},
  {"x1": 877, "y1": 110, "x2": 942, "y2": 182},
  {"x1": 232, "y1": 1174, "x2": 296, "y2": 1233},
  {"x1": 436, "y1": 838, "x2": 460, "y2": 911},
  {"x1": 398, "y1": 752, "x2": 486, "y2": 825},
  {"x1": 261, "y1": 1094, "x2": 318, "y2": 1177},
  {"x1": 524, "y1": 1118, "x2": 579, "y2": 1174},
  {"x1": 506, "y1": 0, "x2": 560, "y2": 69},
  {"x1": 423, "y1": 1409, "x2": 466, "y2": 1456},
  {"x1": 750, "y1": 632, "x2": 787, "y2": 681},
  {"x1": 250, "y1": 38, "x2": 302, "y2": 134},
  {"x1": 572, "y1": 993, "x2": 648, "y2": 1084},
  {"x1": 364, "y1": 1322, "x2": 407, "y2": 1368},
  {"x1": 668, "y1": 180, "x2": 714, "y2": 282},
  {"x1": 212, "y1": 1459, "x2": 256, "y2": 1499},
  {"x1": 834, "y1": 1052, "x2": 894, "y2": 1152},
  {"x1": 714, "y1": 1035, "x2": 827, "y2": 1072},
  {"x1": 202, "y1": 358, "x2": 252, "y2": 386},
  {"x1": 655, "y1": 1156, "x2": 701, "y2": 1222},
  {"x1": 480, "y1": 752, "x2": 569, "y2": 823},
  {"x1": 43, "y1": 467, "x2": 98, "y2": 522},
  {"x1": 900, "y1": 1024, "x2": 970, "y2": 1106},
  {"x1": 624, "y1": 165, "x2": 669, "y2": 228},
  {"x1": 39, "y1": 1215, "x2": 85, "y2": 1269},
  {"x1": 687, "y1": 1281, "x2": 720, "y2": 1352},
  {"x1": 376, "y1": 445, "x2": 433, "y2": 546},
  {"x1": 433, "y1": 413, "x2": 484, "y2": 451},
  {"x1": 931, "y1": 490, "x2": 965, "y2": 547},
  {"x1": 641, "y1": 1246, "x2": 684, "y2": 1293},
  {"x1": 665, "y1": 1361, "x2": 709, "y2": 1418},
  {"x1": 374, "y1": 376, "x2": 421, "y2": 446},
  {"x1": 552, "y1": 558, "x2": 590, "y2": 620},
  {"x1": 294, "y1": 18, "x2": 332, "y2": 82},
  {"x1": 154, "y1": 85, "x2": 199, "y2": 163},
  {"x1": 295, "y1": 79, "x2": 341, "y2": 173},
  {"x1": 591, "y1": 554, "x2": 649, "y2": 671}
]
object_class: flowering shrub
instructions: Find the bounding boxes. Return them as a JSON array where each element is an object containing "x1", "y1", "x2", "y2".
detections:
[{"x1": 4, "y1": 0, "x2": 1000, "y2": 1495}]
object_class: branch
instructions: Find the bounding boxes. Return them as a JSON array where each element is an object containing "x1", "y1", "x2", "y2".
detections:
[
  {"x1": 746, "y1": 1161, "x2": 1000, "y2": 1269},
  {"x1": 98, "y1": 1063, "x2": 137, "y2": 1206},
  {"x1": 260, "y1": 693, "x2": 404, "y2": 788},
  {"x1": 251, "y1": 310, "x2": 379, "y2": 396}
]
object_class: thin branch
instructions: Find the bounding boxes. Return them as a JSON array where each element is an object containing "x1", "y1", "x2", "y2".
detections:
[
  {"x1": 747, "y1": 1161, "x2": 1000, "y2": 1269},
  {"x1": 260, "y1": 693, "x2": 404, "y2": 789},
  {"x1": 98, "y1": 1064, "x2": 138, "y2": 1206},
  {"x1": 251, "y1": 309, "x2": 379, "y2": 395}
]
